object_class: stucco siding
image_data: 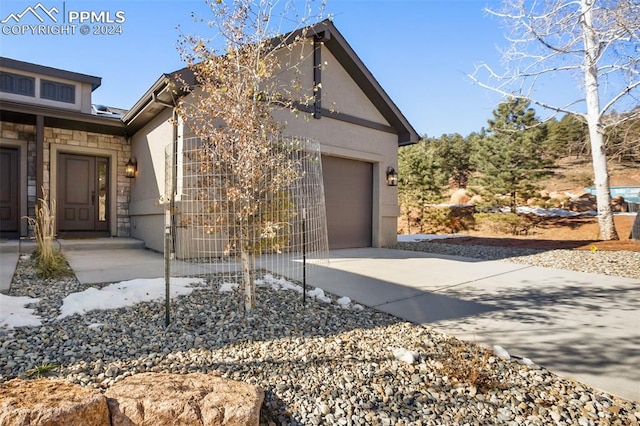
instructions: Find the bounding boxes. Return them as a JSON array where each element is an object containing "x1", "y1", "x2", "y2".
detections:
[
  {"x1": 129, "y1": 108, "x2": 174, "y2": 250},
  {"x1": 320, "y1": 45, "x2": 388, "y2": 125}
]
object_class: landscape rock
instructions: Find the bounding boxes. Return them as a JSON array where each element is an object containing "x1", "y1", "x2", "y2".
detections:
[
  {"x1": 612, "y1": 196, "x2": 628, "y2": 212},
  {"x1": 0, "y1": 378, "x2": 109, "y2": 426},
  {"x1": 568, "y1": 193, "x2": 597, "y2": 212},
  {"x1": 449, "y1": 188, "x2": 471, "y2": 204},
  {"x1": 105, "y1": 372, "x2": 264, "y2": 426}
]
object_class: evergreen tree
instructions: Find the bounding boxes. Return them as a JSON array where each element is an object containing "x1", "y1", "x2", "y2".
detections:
[
  {"x1": 398, "y1": 138, "x2": 448, "y2": 208},
  {"x1": 546, "y1": 114, "x2": 589, "y2": 159},
  {"x1": 470, "y1": 97, "x2": 553, "y2": 211},
  {"x1": 431, "y1": 133, "x2": 472, "y2": 189}
]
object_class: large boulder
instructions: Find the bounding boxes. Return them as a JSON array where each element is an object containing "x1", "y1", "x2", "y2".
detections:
[
  {"x1": 105, "y1": 372, "x2": 264, "y2": 426},
  {"x1": 0, "y1": 378, "x2": 110, "y2": 426},
  {"x1": 449, "y1": 188, "x2": 471, "y2": 205}
]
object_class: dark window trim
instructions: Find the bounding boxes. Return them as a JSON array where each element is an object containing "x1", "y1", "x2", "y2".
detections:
[
  {"x1": 40, "y1": 79, "x2": 75, "y2": 104},
  {"x1": 0, "y1": 71, "x2": 35, "y2": 97}
]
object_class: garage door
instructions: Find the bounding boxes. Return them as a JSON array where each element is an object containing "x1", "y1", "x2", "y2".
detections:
[{"x1": 322, "y1": 156, "x2": 372, "y2": 249}]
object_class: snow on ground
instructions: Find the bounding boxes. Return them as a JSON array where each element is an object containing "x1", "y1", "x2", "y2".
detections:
[
  {"x1": 512, "y1": 206, "x2": 597, "y2": 217},
  {"x1": 0, "y1": 294, "x2": 42, "y2": 329},
  {"x1": 57, "y1": 277, "x2": 206, "y2": 319},
  {"x1": 1, "y1": 274, "x2": 360, "y2": 329},
  {"x1": 219, "y1": 282, "x2": 239, "y2": 293}
]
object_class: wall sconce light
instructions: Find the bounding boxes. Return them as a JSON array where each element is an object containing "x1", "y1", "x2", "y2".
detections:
[
  {"x1": 125, "y1": 157, "x2": 137, "y2": 178},
  {"x1": 386, "y1": 166, "x2": 398, "y2": 186}
]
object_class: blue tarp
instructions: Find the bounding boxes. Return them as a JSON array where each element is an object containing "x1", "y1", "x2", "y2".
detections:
[{"x1": 584, "y1": 186, "x2": 640, "y2": 203}]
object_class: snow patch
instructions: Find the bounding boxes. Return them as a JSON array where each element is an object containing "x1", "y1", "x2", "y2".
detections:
[
  {"x1": 256, "y1": 274, "x2": 303, "y2": 293},
  {"x1": 337, "y1": 296, "x2": 352, "y2": 309},
  {"x1": 509, "y1": 206, "x2": 597, "y2": 217},
  {"x1": 219, "y1": 282, "x2": 239, "y2": 293},
  {"x1": 57, "y1": 277, "x2": 205, "y2": 320},
  {"x1": 307, "y1": 287, "x2": 331, "y2": 303},
  {"x1": 0, "y1": 294, "x2": 42, "y2": 329}
]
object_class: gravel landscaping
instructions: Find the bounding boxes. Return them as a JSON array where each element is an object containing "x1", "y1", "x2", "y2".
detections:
[
  {"x1": 397, "y1": 241, "x2": 640, "y2": 280},
  {"x1": 1, "y1": 252, "x2": 640, "y2": 425}
]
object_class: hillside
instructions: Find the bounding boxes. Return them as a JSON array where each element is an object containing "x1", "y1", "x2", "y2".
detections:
[
  {"x1": 540, "y1": 157, "x2": 640, "y2": 197},
  {"x1": 398, "y1": 157, "x2": 639, "y2": 251}
]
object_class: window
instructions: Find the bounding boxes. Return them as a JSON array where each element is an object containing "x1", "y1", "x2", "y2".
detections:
[
  {"x1": 40, "y1": 79, "x2": 75, "y2": 103},
  {"x1": 0, "y1": 72, "x2": 35, "y2": 97}
]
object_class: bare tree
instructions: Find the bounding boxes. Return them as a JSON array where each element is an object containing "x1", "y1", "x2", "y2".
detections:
[
  {"x1": 471, "y1": 0, "x2": 640, "y2": 240},
  {"x1": 174, "y1": 0, "x2": 325, "y2": 314}
]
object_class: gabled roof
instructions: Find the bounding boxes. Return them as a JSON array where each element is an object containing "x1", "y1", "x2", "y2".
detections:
[
  {"x1": 306, "y1": 20, "x2": 419, "y2": 146},
  {"x1": 0, "y1": 57, "x2": 102, "y2": 91},
  {"x1": 123, "y1": 20, "x2": 419, "y2": 145}
]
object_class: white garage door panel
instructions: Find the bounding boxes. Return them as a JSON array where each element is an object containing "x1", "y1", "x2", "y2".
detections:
[{"x1": 322, "y1": 156, "x2": 372, "y2": 249}]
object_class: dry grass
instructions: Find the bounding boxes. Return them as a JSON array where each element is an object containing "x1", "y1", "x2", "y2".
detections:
[
  {"x1": 438, "y1": 339, "x2": 500, "y2": 391},
  {"x1": 23, "y1": 190, "x2": 70, "y2": 279}
]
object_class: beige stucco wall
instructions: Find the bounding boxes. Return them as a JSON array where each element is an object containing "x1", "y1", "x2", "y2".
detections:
[{"x1": 129, "y1": 108, "x2": 175, "y2": 252}]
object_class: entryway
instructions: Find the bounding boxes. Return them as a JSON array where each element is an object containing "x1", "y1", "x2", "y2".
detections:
[
  {"x1": 57, "y1": 153, "x2": 110, "y2": 237},
  {"x1": 0, "y1": 147, "x2": 19, "y2": 239}
]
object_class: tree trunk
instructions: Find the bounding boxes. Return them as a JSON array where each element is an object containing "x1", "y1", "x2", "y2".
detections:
[
  {"x1": 581, "y1": 0, "x2": 618, "y2": 240},
  {"x1": 241, "y1": 249, "x2": 256, "y2": 315}
]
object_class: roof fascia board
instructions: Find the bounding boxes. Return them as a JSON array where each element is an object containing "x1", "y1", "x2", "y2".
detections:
[
  {"x1": 1, "y1": 100, "x2": 126, "y2": 134},
  {"x1": 121, "y1": 74, "x2": 171, "y2": 124}
]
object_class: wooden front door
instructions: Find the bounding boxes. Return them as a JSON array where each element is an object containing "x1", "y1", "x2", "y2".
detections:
[
  {"x1": 58, "y1": 153, "x2": 109, "y2": 236},
  {"x1": 0, "y1": 147, "x2": 20, "y2": 238}
]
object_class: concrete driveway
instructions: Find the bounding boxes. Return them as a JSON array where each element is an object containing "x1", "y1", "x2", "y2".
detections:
[{"x1": 312, "y1": 248, "x2": 640, "y2": 403}]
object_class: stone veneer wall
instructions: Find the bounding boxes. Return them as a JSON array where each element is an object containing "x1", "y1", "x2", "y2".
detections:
[{"x1": 0, "y1": 121, "x2": 131, "y2": 237}]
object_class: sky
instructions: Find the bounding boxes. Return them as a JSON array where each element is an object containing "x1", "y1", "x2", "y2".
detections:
[{"x1": 0, "y1": 0, "x2": 564, "y2": 137}]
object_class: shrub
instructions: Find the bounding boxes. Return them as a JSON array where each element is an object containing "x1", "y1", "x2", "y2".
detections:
[
  {"x1": 417, "y1": 205, "x2": 475, "y2": 234},
  {"x1": 473, "y1": 212, "x2": 539, "y2": 236}
]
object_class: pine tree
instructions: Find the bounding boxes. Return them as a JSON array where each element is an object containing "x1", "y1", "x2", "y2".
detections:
[
  {"x1": 431, "y1": 133, "x2": 473, "y2": 189},
  {"x1": 470, "y1": 97, "x2": 553, "y2": 211}
]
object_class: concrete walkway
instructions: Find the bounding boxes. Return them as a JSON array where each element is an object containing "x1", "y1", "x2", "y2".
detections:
[{"x1": 1, "y1": 243, "x2": 638, "y2": 402}]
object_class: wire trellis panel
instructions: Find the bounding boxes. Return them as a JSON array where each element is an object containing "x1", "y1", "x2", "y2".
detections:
[{"x1": 164, "y1": 135, "x2": 329, "y2": 290}]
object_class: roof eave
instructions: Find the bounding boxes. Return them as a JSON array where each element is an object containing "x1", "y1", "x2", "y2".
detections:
[{"x1": 0, "y1": 99, "x2": 126, "y2": 135}]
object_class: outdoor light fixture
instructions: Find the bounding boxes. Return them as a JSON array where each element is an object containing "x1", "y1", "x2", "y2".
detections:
[
  {"x1": 125, "y1": 157, "x2": 137, "y2": 178},
  {"x1": 386, "y1": 166, "x2": 398, "y2": 186}
]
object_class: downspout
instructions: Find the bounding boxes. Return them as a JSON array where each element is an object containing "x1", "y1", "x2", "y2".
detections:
[{"x1": 152, "y1": 92, "x2": 179, "y2": 258}]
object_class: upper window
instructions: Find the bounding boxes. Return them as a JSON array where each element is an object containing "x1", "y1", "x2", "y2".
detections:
[
  {"x1": 40, "y1": 79, "x2": 75, "y2": 103},
  {"x1": 0, "y1": 72, "x2": 35, "y2": 97}
]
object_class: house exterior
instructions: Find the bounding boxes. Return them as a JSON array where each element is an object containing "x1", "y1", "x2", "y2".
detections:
[
  {"x1": 0, "y1": 57, "x2": 131, "y2": 240},
  {"x1": 0, "y1": 20, "x2": 419, "y2": 250}
]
